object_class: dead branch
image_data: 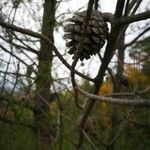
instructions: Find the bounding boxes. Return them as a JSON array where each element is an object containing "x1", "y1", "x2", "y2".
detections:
[
  {"x1": 117, "y1": 11, "x2": 150, "y2": 25},
  {"x1": 70, "y1": 0, "x2": 94, "y2": 110},
  {"x1": 0, "y1": 44, "x2": 28, "y2": 66},
  {"x1": 105, "y1": 86, "x2": 150, "y2": 97},
  {"x1": 124, "y1": 26, "x2": 150, "y2": 48},
  {"x1": 76, "y1": 86, "x2": 150, "y2": 106},
  {"x1": 0, "y1": 20, "x2": 94, "y2": 82}
]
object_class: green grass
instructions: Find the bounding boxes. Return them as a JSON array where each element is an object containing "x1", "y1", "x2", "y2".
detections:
[
  {"x1": 0, "y1": 123, "x2": 39, "y2": 150},
  {"x1": 0, "y1": 91, "x2": 150, "y2": 150}
]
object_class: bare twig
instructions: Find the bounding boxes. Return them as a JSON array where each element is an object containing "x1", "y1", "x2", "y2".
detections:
[
  {"x1": 0, "y1": 44, "x2": 28, "y2": 66},
  {"x1": 71, "y1": 0, "x2": 94, "y2": 110},
  {"x1": 82, "y1": 130, "x2": 99, "y2": 150},
  {"x1": 94, "y1": 0, "x2": 99, "y2": 10},
  {"x1": 11, "y1": 63, "x2": 20, "y2": 93},
  {"x1": 105, "y1": 86, "x2": 150, "y2": 97},
  {"x1": 0, "y1": 34, "x2": 38, "y2": 54},
  {"x1": 76, "y1": 86, "x2": 150, "y2": 106},
  {"x1": 0, "y1": 70, "x2": 35, "y2": 79},
  {"x1": 0, "y1": 20, "x2": 94, "y2": 82},
  {"x1": 0, "y1": 55, "x2": 12, "y2": 94},
  {"x1": 114, "y1": 0, "x2": 126, "y2": 18},
  {"x1": 77, "y1": 1, "x2": 126, "y2": 148},
  {"x1": 124, "y1": 26, "x2": 150, "y2": 48},
  {"x1": 130, "y1": 0, "x2": 143, "y2": 15},
  {"x1": 117, "y1": 11, "x2": 150, "y2": 25}
]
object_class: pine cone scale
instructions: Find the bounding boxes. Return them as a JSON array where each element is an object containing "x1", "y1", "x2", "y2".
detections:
[{"x1": 64, "y1": 10, "x2": 108, "y2": 61}]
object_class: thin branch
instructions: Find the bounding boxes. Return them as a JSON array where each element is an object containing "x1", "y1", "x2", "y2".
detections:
[
  {"x1": 124, "y1": 26, "x2": 150, "y2": 48},
  {"x1": 0, "y1": 20, "x2": 94, "y2": 82},
  {"x1": 76, "y1": 86, "x2": 150, "y2": 106},
  {"x1": 11, "y1": 63, "x2": 20, "y2": 93},
  {"x1": 0, "y1": 70, "x2": 35, "y2": 79},
  {"x1": 94, "y1": 0, "x2": 99, "y2": 10},
  {"x1": 106, "y1": 86, "x2": 150, "y2": 97},
  {"x1": 124, "y1": 0, "x2": 130, "y2": 16},
  {"x1": 130, "y1": 0, "x2": 142, "y2": 15},
  {"x1": 12, "y1": 32, "x2": 39, "y2": 54},
  {"x1": 0, "y1": 55, "x2": 11, "y2": 94},
  {"x1": 0, "y1": 44, "x2": 28, "y2": 66},
  {"x1": 82, "y1": 130, "x2": 99, "y2": 150},
  {"x1": 117, "y1": 11, "x2": 150, "y2": 25},
  {"x1": 0, "y1": 34, "x2": 38, "y2": 66},
  {"x1": 71, "y1": 0, "x2": 95, "y2": 110},
  {"x1": 77, "y1": 1, "x2": 128, "y2": 148},
  {"x1": 114, "y1": 0, "x2": 126, "y2": 18},
  {"x1": 128, "y1": 0, "x2": 138, "y2": 11},
  {"x1": 0, "y1": 74, "x2": 20, "y2": 91},
  {"x1": 0, "y1": 34, "x2": 38, "y2": 54}
]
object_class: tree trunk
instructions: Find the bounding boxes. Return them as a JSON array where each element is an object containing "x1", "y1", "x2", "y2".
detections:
[
  {"x1": 34, "y1": 0, "x2": 56, "y2": 149},
  {"x1": 116, "y1": 32, "x2": 125, "y2": 91},
  {"x1": 106, "y1": 32, "x2": 125, "y2": 150}
]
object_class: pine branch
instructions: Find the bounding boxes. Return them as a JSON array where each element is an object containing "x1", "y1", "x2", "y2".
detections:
[
  {"x1": 0, "y1": 20, "x2": 94, "y2": 82},
  {"x1": 76, "y1": 86, "x2": 150, "y2": 106},
  {"x1": 117, "y1": 11, "x2": 150, "y2": 25}
]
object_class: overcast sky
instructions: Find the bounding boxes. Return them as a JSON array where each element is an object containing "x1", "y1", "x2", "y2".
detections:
[
  {"x1": 54, "y1": 0, "x2": 118, "y2": 80},
  {"x1": 0, "y1": 0, "x2": 150, "y2": 90},
  {"x1": 54, "y1": 0, "x2": 150, "y2": 82}
]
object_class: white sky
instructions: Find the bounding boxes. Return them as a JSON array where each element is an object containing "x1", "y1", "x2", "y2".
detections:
[
  {"x1": 54, "y1": 0, "x2": 118, "y2": 80},
  {"x1": 54, "y1": 0, "x2": 150, "y2": 83}
]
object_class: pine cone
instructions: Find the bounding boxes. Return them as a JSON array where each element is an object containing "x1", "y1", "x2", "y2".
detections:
[{"x1": 64, "y1": 10, "x2": 109, "y2": 61}]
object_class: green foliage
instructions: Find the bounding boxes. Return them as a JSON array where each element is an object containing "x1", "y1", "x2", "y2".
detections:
[
  {"x1": 0, "y1": 123, "x2": 39, "y2": 150},
  {"x1": 0, "y1": 80, "x2": 150, "y2": 149}
]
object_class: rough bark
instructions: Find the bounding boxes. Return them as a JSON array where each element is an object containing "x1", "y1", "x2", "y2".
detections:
[
  {"x1": 106, "y1": 31, "x2": 125, "y2": 150},
  {"x1": 34, "y1": 0, "x2": 56, "y2": 149},
  {"x1": 77, "y1": 0, "x2": 126, "y2": 149}
]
